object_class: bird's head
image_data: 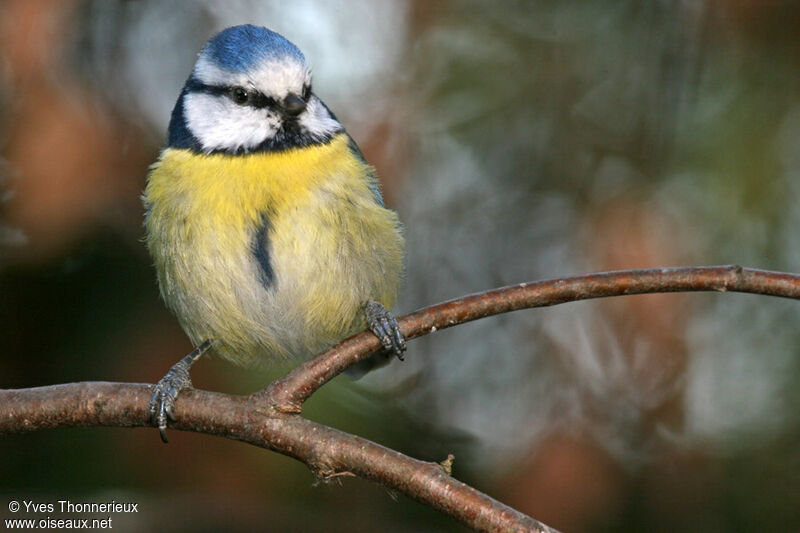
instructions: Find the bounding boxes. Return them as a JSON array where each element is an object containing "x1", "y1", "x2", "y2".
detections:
[{"x1": 168, "y1": 25, "x2": 342, "y2": 154}]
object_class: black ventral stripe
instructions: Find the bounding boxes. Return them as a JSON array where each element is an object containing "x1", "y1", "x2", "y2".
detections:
[{"x1": 251, "y1": 214, "x2": 275, "y2": 289}]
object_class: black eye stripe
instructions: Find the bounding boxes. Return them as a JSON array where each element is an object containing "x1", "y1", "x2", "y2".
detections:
[
  {"x1": 247, "y1": 91, "x2": 276, "y2": 109},
  {"x1": 186, "y1": 79, "x2": 276, "y2": 109}
]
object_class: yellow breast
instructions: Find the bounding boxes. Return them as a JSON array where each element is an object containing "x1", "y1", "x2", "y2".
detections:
[{"x1": 143, "y1": 134, "x2": 404, "y2": 365}]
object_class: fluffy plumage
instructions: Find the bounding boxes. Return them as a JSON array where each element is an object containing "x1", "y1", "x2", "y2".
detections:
[
  {"x1": 145, "y1": 134, "x2": 403, "y2": 365},
  {"x1": 145, "y1": 24, "x2": 405, "y2": 441},
  {"x1": 144, "y1": 23, "x2": 404, "y2": 368}
]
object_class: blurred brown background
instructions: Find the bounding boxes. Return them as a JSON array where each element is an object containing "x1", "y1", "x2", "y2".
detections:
[{"x1": 1, "y1": 1, "x2": 799, "y2": 531}]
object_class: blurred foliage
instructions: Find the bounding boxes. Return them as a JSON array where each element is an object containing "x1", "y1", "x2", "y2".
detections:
[{"x1": 1, "y1": 1, "x2": 799, "y2": 531}]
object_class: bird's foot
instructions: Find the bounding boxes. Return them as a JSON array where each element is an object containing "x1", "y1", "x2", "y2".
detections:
[
  {"x1": 364, "y1": 301, "x2": 406, "y2": 360},
  {"x1": 149, "y1": 341, "x2": 211, "y2": 443}
]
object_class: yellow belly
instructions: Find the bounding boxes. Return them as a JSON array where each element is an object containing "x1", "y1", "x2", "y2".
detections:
[{"x1": 143, "y1": 134, "x2": 404, "y2": 365}]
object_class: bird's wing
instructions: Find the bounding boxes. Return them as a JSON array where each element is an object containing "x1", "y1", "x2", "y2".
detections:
[{"x1": 345, "y1": 134, "x2": 384, "y2": 207}]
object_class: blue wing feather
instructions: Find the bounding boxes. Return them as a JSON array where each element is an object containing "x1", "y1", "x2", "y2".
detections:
[{"x1": 345, "y1": 134, "x2": 384, "y2": 207}]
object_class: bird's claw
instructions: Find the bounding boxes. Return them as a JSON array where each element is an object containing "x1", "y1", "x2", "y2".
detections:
[
  {"x1": 365, "y1": 301, "x2": 406, "y2": 360},
  {"x1": 149, "y1": 360, "x2": 193, "y2": 443}
]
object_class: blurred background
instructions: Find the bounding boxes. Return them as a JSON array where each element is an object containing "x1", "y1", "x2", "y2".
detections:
[{"x1": 2, "y1": 1, "x2": 799, "y2": 531}]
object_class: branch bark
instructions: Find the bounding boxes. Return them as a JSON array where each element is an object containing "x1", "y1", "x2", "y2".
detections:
[
  {"x1": 1, "y1": 383, "x2": 554, "y2": 532},
  {"x1": 265, "y1": 265, "x2": 800, "y2": 411},
  {"x1": 3, "y1": 265, "x2": 799, "y2": 532}
]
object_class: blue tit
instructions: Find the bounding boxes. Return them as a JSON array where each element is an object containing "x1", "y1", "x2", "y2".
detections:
[{"x1": 143, "y1": 25, "x2": 405, "y2": 441}]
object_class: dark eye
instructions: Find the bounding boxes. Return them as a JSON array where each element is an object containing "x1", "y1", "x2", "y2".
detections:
[
  {"x1": 301, "y1": 84, "x2": 312, "y2": 101},
  {"x1": 230, "y1": 87, "x2": 249, "y2": 105}
]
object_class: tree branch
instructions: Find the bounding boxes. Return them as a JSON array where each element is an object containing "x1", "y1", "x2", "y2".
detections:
[
  {"x1": 0, "y1": 382, "x2": 555, "y2": 532},
  {"x1": 3, "y1": 265, "x2": 799, "y2": 532},
  {"x1": 264, "y1": 265, "x2": 800, "y2": 411}
]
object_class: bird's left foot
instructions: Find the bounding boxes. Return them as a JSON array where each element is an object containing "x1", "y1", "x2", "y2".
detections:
[{"x1": 364, "y1": 301, "x2": 406, "y2": 360}]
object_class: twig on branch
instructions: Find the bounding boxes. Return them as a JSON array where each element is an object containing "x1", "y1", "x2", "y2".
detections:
[{"x1": 2, "y1": 265, "x2": 799, "y2": 532}]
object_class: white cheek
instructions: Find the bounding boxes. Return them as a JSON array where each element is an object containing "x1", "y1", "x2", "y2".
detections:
[
  {"x1": 299, "y1": 97, "x2": 342, "y2": 139},
  {"x1": 184, "y1": 93, "x2": 279, "y2": 152}
]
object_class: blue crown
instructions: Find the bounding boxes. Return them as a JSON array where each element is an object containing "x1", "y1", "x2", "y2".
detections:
[{"x1": 202, "y1": 25, "x2": 305, "y2": 72}]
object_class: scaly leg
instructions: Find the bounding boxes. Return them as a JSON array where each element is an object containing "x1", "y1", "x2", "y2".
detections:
[
  {"x1": 364, "y1": 301, "x2": 406, "y2": 359},
  {"x1": 149, "y1": 340, "x2": 212, "y2": 443}
]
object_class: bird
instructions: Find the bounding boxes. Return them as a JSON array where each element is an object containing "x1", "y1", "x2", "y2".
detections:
[{"x1": 143, "y1": 24, "x2": 405, "y2": 442}]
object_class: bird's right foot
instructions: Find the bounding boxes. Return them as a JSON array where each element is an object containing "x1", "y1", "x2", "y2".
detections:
[{"x1": 149, "y1": 340, "x2": 211, "y2": 443}]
